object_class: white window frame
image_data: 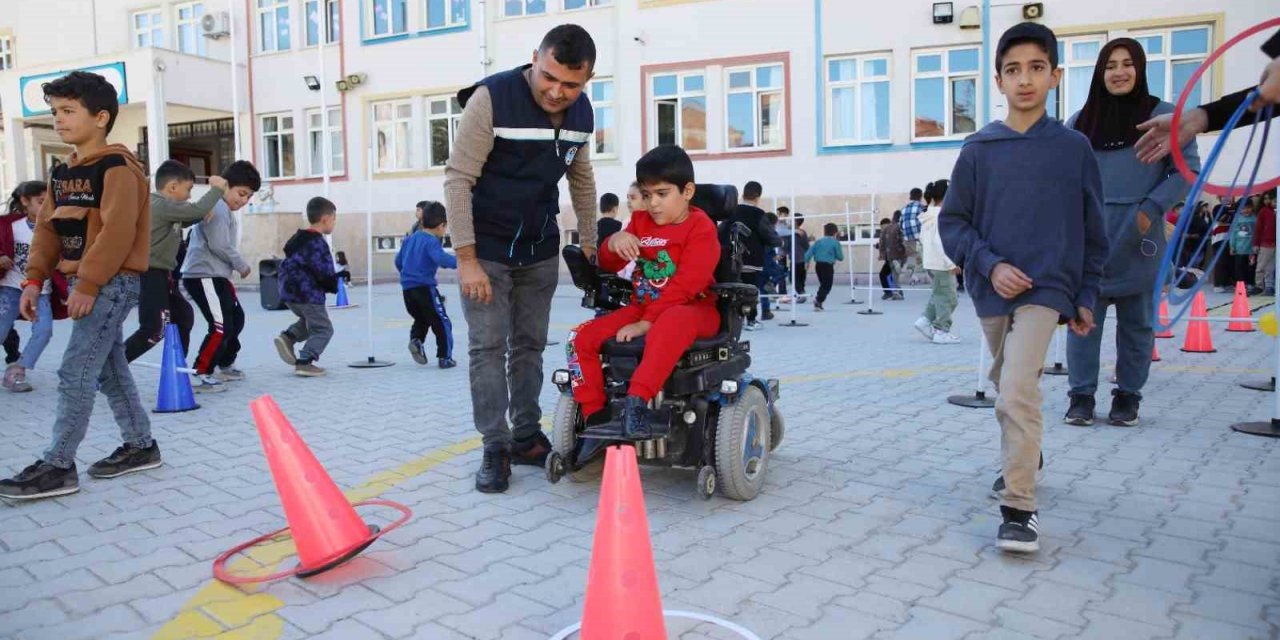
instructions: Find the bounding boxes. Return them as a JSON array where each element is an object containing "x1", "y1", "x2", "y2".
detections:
[
  {"x1": 259, "y1": 113, "x2": 297, "y2": 180},
  {"x1": 1049, "y1": 34, "x2": 1106, "y2": 121},
  {"x1": 306, "y1": 107, "x2": 344, "y2": 177},
  {"x1": 132, "y1": 9, "x2": 164, "y2": 49},
  {"x1": 0, "y1": 36, "x2": 12, "y2": 71},
  {"x1": 372, "y1": 99, "x2": 415, "y2": 173},
  {"x1": 588, "y1": 78, "x2": 616, "y2": 159},
  {"x1": 824, "y1": 53, "x2": 892, "y2": 146},
  {"x1": 911, "y1": 45, "x2": 982, "y2": 141},
  {"x1": 649, "y1": 72, "x2": 707, "y2": 152},
  {"x1": 256, "y1": 0, "x2": 292, "y2": 53},
  {"x1": 723, "y1": 63, "x2": 787, "y2": 152},
  {"x1": 501, "y1": 0, "x2": 547, "y2": 18},
  {"x1": 365, "y1": 0, "x2": 409, "y2": 38},
  {"x1": 305, "y1": 0, "x2": 340, "y2": 46},
  {"x1": 423, "y1": 0, "x2": 468, "y2": 30},
  {"x1": 425, "y1": 95, "x2": 463, "y2": 168},
  {"x1": 1131, "y1": 24, "x2": 1214, "y2": 107},
  {"x1": 175, "y1": 2, "x2": 207, "y2": 55},
  {"x1": 563, "y1": 0, "x2": 612, "y2": 11}
]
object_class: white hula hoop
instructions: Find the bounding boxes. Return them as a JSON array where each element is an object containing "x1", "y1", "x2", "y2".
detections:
[{"x1": 548, "y1": 610, "x2": 762, "y2": 640}]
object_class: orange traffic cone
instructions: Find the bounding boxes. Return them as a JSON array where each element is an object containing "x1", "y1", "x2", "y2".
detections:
[
  {"x1": 1227, "y1": 282, "x2": 1255, "y2": 332},
  {"x1": 212, "y1": 395, "x2": 412, "y2": 584},
  {"x1": 1181, "y1": 291, "x2": 1217, "y2": 353},
  {"x1": 1155, "y1": 299, "x2": 1175, "y2": 339},
  {"x1": 1152, "y1": 343, "x2": 1161, "y2": 362},
  {"x1": 580, "y1": 445, "x2": 667, "y2": 640}
]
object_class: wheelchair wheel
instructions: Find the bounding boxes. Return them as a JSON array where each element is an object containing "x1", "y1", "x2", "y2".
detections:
[
  {"x1": 551, "y1": 394, "x2": 604, "y2": 483},
  {"x1": 768, "y1": 403, "x2": 785, "y2": 452},
  {"x1": 715, "y1": 386, "x2": 771, "y2": 501}
]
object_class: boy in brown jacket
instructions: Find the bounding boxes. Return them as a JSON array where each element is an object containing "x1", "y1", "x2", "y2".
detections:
[{"x1": 0, "y1": 71, "x2": 160, "y2": 501}]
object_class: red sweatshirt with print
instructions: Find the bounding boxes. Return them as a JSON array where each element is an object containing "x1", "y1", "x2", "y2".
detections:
[{"x1": 597, "y1": 206, "x2": 719, "y2": 319}]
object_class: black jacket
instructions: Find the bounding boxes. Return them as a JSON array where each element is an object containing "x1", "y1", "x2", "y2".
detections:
[{"x1": 726, "y1": 204, "x2": 780, "y2": 269}]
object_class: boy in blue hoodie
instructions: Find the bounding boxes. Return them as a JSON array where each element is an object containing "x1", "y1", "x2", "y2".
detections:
[
  {"x1": 273, "y1": 197, "x2": 339, "y2": 377},
  {"x1": 396, "y1": 202, "x2": 457, "y2": 368},
  {"x1": 940, "y1": 22, "x2": 1108, "y2": 554}
]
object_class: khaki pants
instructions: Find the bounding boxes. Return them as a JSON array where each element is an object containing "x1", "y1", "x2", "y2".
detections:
[{"x1": 979, "y1": 305, "x2": 1059, "y2": 512}]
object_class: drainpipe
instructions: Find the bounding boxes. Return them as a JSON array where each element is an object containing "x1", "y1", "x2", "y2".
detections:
[{"x1": 477, "y1": 0, "x2": 489, "y2": 76}]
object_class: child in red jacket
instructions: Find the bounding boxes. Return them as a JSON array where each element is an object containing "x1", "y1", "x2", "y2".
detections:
[{"x1": 567, "y1": 146, "x2": 720, "y2": 439}]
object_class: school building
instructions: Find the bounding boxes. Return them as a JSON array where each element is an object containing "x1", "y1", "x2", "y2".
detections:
[{"x1": 0, "y1": 0, "x2": 1273, "y2": 280}]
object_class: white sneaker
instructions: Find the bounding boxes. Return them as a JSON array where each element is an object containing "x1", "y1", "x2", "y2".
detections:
[
  {"x1": 1213, "y1": 286, "x2": 1228, "y2": 294},
  {"x1": 744, "y1": 321, "x2": 762, "y2": 331},
  {"x1": 215, "y1": 367, "x2": 245, "y2": 382},
  {"x1": 192, "y1": 375, "x2": 227, "y2": 393},
  {"x1": 932, "y1": 331, "x2": 962, "y2": 345},
  {"x1": 913, "y1": 317, "x2": 935, "y2": 340}
]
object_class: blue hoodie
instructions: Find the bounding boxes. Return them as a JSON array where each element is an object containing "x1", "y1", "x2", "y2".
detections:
[
  {"x1": 396, "y1": 230, "x2": 457, "y2": 289},
  {"x1": 940, "y1": 115, "x2": 1108, "y2": 321}
]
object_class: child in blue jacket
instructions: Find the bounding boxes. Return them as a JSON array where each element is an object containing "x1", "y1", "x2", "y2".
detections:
[
  {"x1": 396, "y1": 201, "x2": 458, "y2": 368},
  {"x1": 274, "y1": 197, "x2": 339, "y2": 377}
]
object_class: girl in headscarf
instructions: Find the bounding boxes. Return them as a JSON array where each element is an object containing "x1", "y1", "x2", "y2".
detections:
[{"x1": 1063, "y1": 38, "x2": 1199, "y2": 428}]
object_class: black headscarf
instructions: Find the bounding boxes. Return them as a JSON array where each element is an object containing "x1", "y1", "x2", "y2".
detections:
[{"x1": 1072, "y1": 38, "x2": 1161, "y2": 150}]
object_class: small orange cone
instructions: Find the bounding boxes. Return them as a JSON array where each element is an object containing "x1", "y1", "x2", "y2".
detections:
[
  {"x1": 1227, "y1": 282, "x2": 1255, "y2": 332},
  {"x1": 1181, "y1": 291, "x2": 1217, "y2": 353},
  {"x1": 1152, "y1": 343, "x2": 1161, "y2": 362},
  {"x1": 1155, "y1": 299, "x2": 1175, "y2": 339},
  {"x1": 580, "y1": 445, "x2": 668, "y2": 640}
]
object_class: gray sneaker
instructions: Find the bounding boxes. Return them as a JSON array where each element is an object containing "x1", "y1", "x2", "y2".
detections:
[
  {"x1": 215, "y1": 366, "x2": 245, "y2": 382},
  {"x1": 192, "y1": 375, "x2": 227, "y2": 393},
  {"x1": 295, "y1": 363, "x2": 326, "y2": 377},
  {"x1": 273, "y1": 334, "x2": 297, "y2": 365},
  {"x1": 7, "y1": 367, "x2": 32, "y2": 392}
]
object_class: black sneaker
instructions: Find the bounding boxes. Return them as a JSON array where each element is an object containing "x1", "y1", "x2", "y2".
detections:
[
  {"x1": 439, "y1": 357, "x2": 457, "y2": 369},
  {"x1": 0, "y1": 461, "x2": 79, "y2": 501},
  {"x1": 409, "y1": 339, "x2": 428, "y2": 365},
  {"x1": 761, "y1": 311, "x2": 775, "y2": 321},
  {"x1": 1063, "y1": 394, "x2": 1096, "y2": 426},
  {"x1": 511, "y1": 431, "x2": 552, "y2": 467},
  {"x1": 991, "y1": 453, "x2": 1044, "y2": 499},
  {"x1": 621, "y1": 395, "x2": 667, "y2": 440},
  {"x1": 997, "y1": 505, "x2": 1040, "y2": 553},
  {"x1": 881, "y1": 291, "x2": 893, "y2": 300},
  {"x1": 1248, "y1": 286, "x2": 1264, "y2": 297},
  {"x1": 1108, "y1": 390, "x2": 1141, "y2": 427},
  {"x1": 475, "y1": 445, "x2": 511, "y2": 493},
  {"x1": 88, "y1": 441, "x2": 162, "y2": 479}
]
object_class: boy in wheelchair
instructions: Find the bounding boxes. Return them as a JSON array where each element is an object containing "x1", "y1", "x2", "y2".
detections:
[{"x1": 566, "y1": 145, "x2": 720, "y2": 440}]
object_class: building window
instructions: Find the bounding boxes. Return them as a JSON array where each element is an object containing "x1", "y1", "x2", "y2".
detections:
[
  {"x1": 725, "y1": 64, "x2": 786, "y2": 150},
  {"x1": 305, "y1": 0, "x2": 340, "y2": 45},
  {"x1": 503, "y1": 0, "x2": 546, "y2": 18},
  {"x1": 651, "y1": 73, "x2": 706, "y2": 151},
  {"x1": 256, "y1": 0, "x2": 292, "y2": 52},
  {"x1": 0, "y1": 36, "x2": 12, "y2": 71},
  {"x1": 307, "y1": 107, "x2": 344, "y2": 176},
  {"x1": 133, "y1": 10, "x2": 164, "y2": 48},
  {"x1": 564, "y1": 0, "x2": 611, "y2": 9},
  {"x1": 1132, "y1": 25, "x2": 1212, "y2": 107},
  {"x1": 589, "y1": 79, "x2": 615, "y2": 157},
  {"x1": 260, "y1": 114, "x2": 296, "y2": 179},
  {"x1": 426, "y1": 96, "x2": 462, "y2": 167},
  {"x1": 368, "y1": 0, "x2": 408, "y2": 37},
  {"x1": 425, "y1": 0, "x2": 468, "y2": 29},
  {"x1": 825, "y1": 54, "x2": 891, "y2": 145},
  {"x1": 912, "y1": 46, "x2": 980, "y2": 140},
  {"x1": 1047, "y1": 36, "x2": 1105, "y2": 120},
  {"x1": 373, "y1": 100, "x2": 414, "y2": 172},
  {"x1": 175, "y1": 3, "x2": 206, "y2": 55}
]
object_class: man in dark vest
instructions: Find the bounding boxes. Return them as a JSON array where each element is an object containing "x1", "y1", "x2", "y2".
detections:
[{"x1": 445, "y1": 24, "x2": 599, "y2": 494}]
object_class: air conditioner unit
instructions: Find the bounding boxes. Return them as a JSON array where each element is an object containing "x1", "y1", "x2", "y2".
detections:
[{"x1": 201, "y1": 11, "x2": 231, "y2": 39}]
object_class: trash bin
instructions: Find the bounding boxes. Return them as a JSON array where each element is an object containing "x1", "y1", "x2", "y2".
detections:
[{"x1": 259, "y1": 259, "x2": 286, "y2": 310}]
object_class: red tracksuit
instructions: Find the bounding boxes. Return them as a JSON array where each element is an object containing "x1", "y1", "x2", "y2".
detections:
[{"x1": 568, "y1": 206, "x2": 721, "y2": 417}]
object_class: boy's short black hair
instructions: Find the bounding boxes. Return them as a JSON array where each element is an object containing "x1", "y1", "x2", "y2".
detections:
[
  {"x1": 767, "y1": 212, "x2": 779, "y2": 224},
  {"x1": 776, "y1": 206, "x2": 790, "y2": 215},
  {"x1": 42, "y1": 71, "x2": 120, "y2": 135},
  {"x1": 743, "y1": 181, "x2": 763, "y2": 201},
  {"x1": 600, "y1": 192, "x2": 619, "y2": 213},
  {"x1": 636, "y1": 145, "x2": 695, "y2": 191},
  {"x1": 155, "y1": 160, "x2": 196, "y2": 190},
  {"x1": 221, "y1": 160, "x2": 262, "y2": 192},
  {"x1": 996, "y1": 22, "x2": 1059, "y2": 71},
  {"x1": 909, "y1": 187, "x2": 923, "y2": 200},
  {"x1": 880, "y1": 218, "x2": 892, "y2": 225},
  {"x1": 892, "y1": 210, "x2": 902, "y2": 222},
  {"x1": 306, "y1": 196, "x2": 337, "y2": 223},
  {"x1": 823, "y1": 223, "x2": 839, "y2": 236},
  {"x1": 416, "y1": 200, "x2": 431, "y2": 213},
  {"x1": 539, "y1": 24, "x2": 597, "y2": 71},
  {"x1": 421, "y1": 201, "x2": 448, "y2": 229}
]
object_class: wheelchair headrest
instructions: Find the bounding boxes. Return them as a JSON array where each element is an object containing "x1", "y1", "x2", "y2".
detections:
[{"x1": 692, "y1": 184, "x2": 739, "y2": 222}]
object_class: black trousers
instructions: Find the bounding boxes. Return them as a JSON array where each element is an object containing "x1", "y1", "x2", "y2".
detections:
[
  {"x1": 403, "y1": 285, "x2": 453, "y2": 359},
  {"x1": 1232, "y1": 254, "x2": 1255, "y2": 287},
  {"x1": 184, "y1": 277, "x2": 245, "y2": 374},
  {"x1": 878, "y1": 261, "x2": 893, "y2": 291},
  {"x1": 1213, "y1": 243, "x2": 1233, "y2": 287},
  {"x1": 125, "y1": 268, "x2": 194, "y2": 362},
  {"x1": 793, "y1": 262, "x2": 808, "y2": 295},
  {"x1": 3, "y1": 329, "x2": 18, "y2": 364},
  {"x1": 815, "y1": 262, "x2": 835, "y2": 304},
  {"x1": 739, "y1": 272, "x2": 764, "y2": 322}
]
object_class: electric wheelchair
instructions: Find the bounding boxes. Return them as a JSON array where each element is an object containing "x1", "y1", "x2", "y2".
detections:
[{"x1": 546, "y1": 184, "x2": 784, "y2": 501}]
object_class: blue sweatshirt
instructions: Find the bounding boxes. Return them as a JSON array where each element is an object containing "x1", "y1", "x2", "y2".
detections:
[
  {"x1": 396, "y1": 230, "x2": 457, "y2": 289},
  {"x1": 805, "y1": 236, "x2": 844, "y2": 264},
  {"x1": 940, "y1": 115, "x2": 1108, "y2": 321}
]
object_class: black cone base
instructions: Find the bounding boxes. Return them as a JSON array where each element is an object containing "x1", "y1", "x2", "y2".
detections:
[{"x1": 1230, "y1": 419, "x2": 1280, "y2": 438}]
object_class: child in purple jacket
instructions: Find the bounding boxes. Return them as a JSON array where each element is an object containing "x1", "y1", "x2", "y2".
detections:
[{"x1": 273, "y1": 197, "x2": 339, "y2": 377}]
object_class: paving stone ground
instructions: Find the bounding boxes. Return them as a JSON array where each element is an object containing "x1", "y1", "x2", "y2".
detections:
[{"x1": 1, "y1": 281, "x2": 1277, "y2": 640}]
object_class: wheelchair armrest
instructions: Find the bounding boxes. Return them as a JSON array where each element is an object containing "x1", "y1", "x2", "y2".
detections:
[
  {"x1": 562, "y1": 245, "x2": 601, "y2": 293},
  {"x1": 710, "y1": 282, "x2": 760, "y2": 305}
]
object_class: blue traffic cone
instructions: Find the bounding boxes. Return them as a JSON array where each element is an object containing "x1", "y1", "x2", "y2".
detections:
[
  {"x1": 155, "y1": 323, "x2": 199, "y2": 413},
  {"x1": 330, "y1": 278, "x2": 355, "y2": 309}
]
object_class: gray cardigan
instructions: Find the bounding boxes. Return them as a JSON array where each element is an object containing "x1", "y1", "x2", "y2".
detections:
[
  {"x1": 181, "y1": 200, "x2": 250, "y2": 279},
  {"x1": 1066, "y1": 102, "x2": 1200, "y2": 298}
]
